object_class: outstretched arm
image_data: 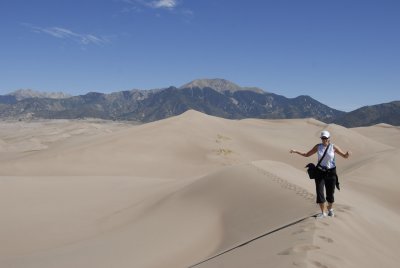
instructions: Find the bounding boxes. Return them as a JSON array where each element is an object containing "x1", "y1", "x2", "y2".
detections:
[
  {"x1": 334, "y1": 145, "x2": 351, "y2": 158},
  {"x1": 290, "y1": 144, "x2": 318, "y2": 157}
]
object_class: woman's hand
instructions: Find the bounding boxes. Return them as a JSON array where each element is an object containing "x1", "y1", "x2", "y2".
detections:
[
  {"x1": 291, "y1": 145, "x2": 317, "y2": 157},
  {"x1": 290, "y1": 149, "x2": 305, "y2": 156}
]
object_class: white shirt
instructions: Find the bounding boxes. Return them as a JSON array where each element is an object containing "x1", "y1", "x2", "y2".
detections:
[{"x1": 317, "y1": 143, "x2": 336, "y2": 169}]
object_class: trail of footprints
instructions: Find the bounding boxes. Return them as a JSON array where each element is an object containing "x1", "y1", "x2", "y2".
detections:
[
  {"x1": 276, "y1": 223, "x2": 337, "y2": 268},
  {"x1": 252, "y1": 164, "x2": 342, "y2": 268},
  {"x1": 252, "y1": 166, "x2": 316, "y2": 203}
]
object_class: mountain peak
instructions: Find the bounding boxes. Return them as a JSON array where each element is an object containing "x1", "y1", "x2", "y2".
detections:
[
  {"x1": 180, "y1": 78, "x2": 264, "y2": 94},
  {"x1": 9, "y1": 89, "x2": 71, "y2": 100}
]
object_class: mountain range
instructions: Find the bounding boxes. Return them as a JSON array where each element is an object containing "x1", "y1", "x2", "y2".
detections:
[{"x1": 0, "y1": 79, "x2": 398, "y2": 127}]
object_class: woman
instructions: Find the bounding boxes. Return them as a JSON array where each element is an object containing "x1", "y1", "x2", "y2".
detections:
[{"x1": 290, "y1": 130, "x2": 350, "y2": 218}]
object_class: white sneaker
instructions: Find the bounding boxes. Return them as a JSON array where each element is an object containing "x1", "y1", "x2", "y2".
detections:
[
  {"x1": 316, "y1": 212, "x2": 327, "y2": 219},
  {"x1": 328, "y1": 209, "x2": 335, "y2": 217}
]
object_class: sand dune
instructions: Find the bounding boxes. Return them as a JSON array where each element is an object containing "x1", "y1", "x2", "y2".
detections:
[
  {"x1": 353, "y1": 123, "x2": 400, "y2": 148},
  {"x1": 1, "y1": 110, "x2": 399, "y2": 267},
  {"x1": 0, "y1": 110, "x2": 390, "y2": 177},
  {"x1": 0, "y1": 164, "x2": 316, "y2": 268}
]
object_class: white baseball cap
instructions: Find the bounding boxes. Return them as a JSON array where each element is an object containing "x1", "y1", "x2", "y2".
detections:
[{"x1": 320, "y1": 130, "x2": 330, "y2": 138}]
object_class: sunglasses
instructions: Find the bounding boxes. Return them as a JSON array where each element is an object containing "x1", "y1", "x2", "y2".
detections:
[{"x1": 321, "y1": 137, "x2": 329, "y2": 140}]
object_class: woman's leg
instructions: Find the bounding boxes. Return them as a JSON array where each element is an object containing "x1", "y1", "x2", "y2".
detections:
[
  {"x1": 315, "y1": 178, "x2": 326, "y2": 213},
  {"x1": 325, "y1": 176, "x2": 336, "y2": 204},
  {"x1": 325, "y1": 175, "x2": 336, "y2": 215},
  {"x1": 319, "y1": 202, "x2": 326, "y2": 213}
]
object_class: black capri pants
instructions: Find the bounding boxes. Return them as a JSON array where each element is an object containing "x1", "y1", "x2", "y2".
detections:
[{"x1": 315, "y1": 168, "x2": 337, "y2": 204}]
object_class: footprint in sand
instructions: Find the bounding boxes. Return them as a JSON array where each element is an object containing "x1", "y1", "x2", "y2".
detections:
[
  {"x1": 310, "y1": 260, "x2": 329, "y2": 268},
  {"x1": 318, "y1": 235, "x2": 334, "y2": 243},
  {"x1": 292, "y1": 261, "x2": 306, "y2": 267},
  {"x1": 292, "y1": 225, "x2": 319, "y2": 235},
  {"x1": 278, "y1": 244, "x2": 320, "y2": 255}
]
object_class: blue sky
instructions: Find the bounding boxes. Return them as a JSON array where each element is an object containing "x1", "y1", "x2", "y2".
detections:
[{"x1": 1, "y1": 0, "x2": 399, "y2": 111}]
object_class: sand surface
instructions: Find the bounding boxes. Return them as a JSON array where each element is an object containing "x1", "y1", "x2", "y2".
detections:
[{"x1": 1, "y1": 111, "x2": 399, "y2": 267}]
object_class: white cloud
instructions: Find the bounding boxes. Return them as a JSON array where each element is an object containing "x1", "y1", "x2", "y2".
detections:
[
  {"x1": 119, "y1": 0, "x2": 193, "y2": 19},
  {"x1": 23, "y1": 24, "x2": 108, "y2": 46},
  {"x1": 124, "y1": 0, "x2": 179, "y2": 10},
  {"x1": 151, "y1": 0, "x2": 177, "y2": 9}
]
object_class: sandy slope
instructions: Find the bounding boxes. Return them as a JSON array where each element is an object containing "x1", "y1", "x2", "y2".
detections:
[{"x1": 1, "y1": 111, "x2": 399, "y2": 267}]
